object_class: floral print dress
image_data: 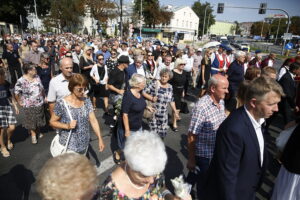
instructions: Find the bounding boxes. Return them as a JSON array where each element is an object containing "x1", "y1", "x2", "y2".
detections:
[{"x1": 98, "y1": 174, "x2": 165, "y2": 200}]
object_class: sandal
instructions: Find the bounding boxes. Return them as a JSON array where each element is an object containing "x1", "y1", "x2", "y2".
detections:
[
  {"x1": 113, "y1": 151, "x2": 121, "y2": 165},
  {"x1": 1, "y1": 148, "x2": 10, "y2": 157},
  {"x1": 172, "y1": 126, "x2": 179, "y2": 132},
  {"x1": 7, "y1": 142, "x2": 13, "y2": 150},
  {"x1": 31, "y1": 136, "x2": 37, "y2": 144}
]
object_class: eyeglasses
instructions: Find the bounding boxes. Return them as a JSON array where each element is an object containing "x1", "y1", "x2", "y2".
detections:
[
  {"x1": 74, "y1": 87, "x2": 87, "y2": 93},
  {"x1": 111, "y1": 53, "x2": 117, "y2": 55},
  {"x1": 66, "y1": 55, "x2": 72, "y2": 58},
  {"x1": 98, "y1": 58, "x2": 104, "y2": 60}
]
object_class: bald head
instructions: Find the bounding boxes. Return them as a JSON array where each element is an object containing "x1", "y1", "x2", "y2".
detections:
[
  {"x1": 208, "y1": 74, "x2": 229, "y2": 102},
  {"x1": 60, "y1": 58, "x2": 73, "y2": 78}
]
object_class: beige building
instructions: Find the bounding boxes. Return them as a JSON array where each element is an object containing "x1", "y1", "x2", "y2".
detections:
[
  {"x1": 208, "y1": 20, "x2": 236, "y2": 36},
  {"x1": 160, "y1": 6, "x2": 199, "y2": 43}
]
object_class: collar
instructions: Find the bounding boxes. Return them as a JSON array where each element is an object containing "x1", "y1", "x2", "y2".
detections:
[
  {"x1": 289, "y1": 71, "x2": 296, "y2": 79},
  {"x1": 244, "y1": 105, "x2": 265, "y2": 129}
]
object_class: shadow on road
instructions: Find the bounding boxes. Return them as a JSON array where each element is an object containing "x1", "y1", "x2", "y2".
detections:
[
  {"x1": 11, "y1": 125, "x2": 29, "y2": 144},
  {"x1": 164, "y1": 146, "x2": 184, "y2": 192},
  {"x1": 0, "y1": 164, "x2": 35, "y2": 200}
]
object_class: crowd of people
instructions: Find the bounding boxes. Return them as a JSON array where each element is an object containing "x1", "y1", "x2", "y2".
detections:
[{"x1": 1, "y1": 33, "x2": 300, "y2": 200}]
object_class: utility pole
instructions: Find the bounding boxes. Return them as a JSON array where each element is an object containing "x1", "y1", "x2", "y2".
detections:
[
  {"x1": 275, "y1": 18, "x2": 281, "y2": 44},
  {"x1": 33, "y1": 0, "x2": 39, "y2": 33},
  {"x1": 140, "y1": 0, "x2": 142, "y2": 37},
  {"x1": 202, "y1": 5, "x2": 209, "y2": 41},
  {"x1": 120, "y1": 0, "x2": 123, "y2": 39}
]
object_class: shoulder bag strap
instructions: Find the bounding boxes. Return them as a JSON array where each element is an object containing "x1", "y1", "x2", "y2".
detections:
[{"x1": 62, "y1": 99, "x2": 73, "y2": 150}]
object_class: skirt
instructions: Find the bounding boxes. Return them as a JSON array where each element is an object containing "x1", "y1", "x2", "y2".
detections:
[
  {"x1": 92, "y1": 84, "x2": 109, "y2": 98},
  {"x1": 0, "y1": 105, "x2": 17, "y2": 128},
  {"x1": 22, "y1": 105, "x2": 46, "y2": 130},
  {"x1": 271, "y1": 166, "x2": 300, "y2": 200}
]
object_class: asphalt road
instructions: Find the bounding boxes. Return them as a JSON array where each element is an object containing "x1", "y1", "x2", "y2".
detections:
[{"x1": 0, "y1": 59, "x2": 285, "y2": 200}]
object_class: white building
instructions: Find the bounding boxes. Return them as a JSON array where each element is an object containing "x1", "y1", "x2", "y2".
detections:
[{"x1": 160, "y1": 6, "x2": 199, "y2": 42}]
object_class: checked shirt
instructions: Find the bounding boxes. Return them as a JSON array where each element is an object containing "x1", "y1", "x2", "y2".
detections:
[{"x1": 188, "y1": 94, "x2": 227, "y2": 159}]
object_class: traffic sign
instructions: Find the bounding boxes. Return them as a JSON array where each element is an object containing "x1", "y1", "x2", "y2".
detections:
[
  {"x1": 285, "y1": 42, "x2": 293, "y2": 50},
  {"x1": 283, "y1": 33, "x2": 292, "y2": 40}
]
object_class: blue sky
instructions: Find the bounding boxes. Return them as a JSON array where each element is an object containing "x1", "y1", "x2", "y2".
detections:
[{"x1": 125, "y1": 0, "x2": 299, "y2": 22}]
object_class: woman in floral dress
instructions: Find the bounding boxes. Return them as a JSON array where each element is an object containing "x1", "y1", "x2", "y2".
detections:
[
  {"x1": 144, "y1": 68, "x2": 179, "y2": 138},
  {"x1": 14, "y1": 64, "x2": 46, "y2": 144}
]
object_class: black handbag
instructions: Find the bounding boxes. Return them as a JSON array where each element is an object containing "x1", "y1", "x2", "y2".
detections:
[{"x1": 180, "y1": 101, "x2": 189, "y2": 114}]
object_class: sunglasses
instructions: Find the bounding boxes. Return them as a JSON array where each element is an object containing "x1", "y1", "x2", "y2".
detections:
[
  {"x1": 74, "y1": 87, "x2": 88, "y2": 93},
  {"x1": 98, "y1": 58, "x2": 104, "y2": 60},
  {"x1": 111, "y1": 53, "x2": 117, "y2": 55}
]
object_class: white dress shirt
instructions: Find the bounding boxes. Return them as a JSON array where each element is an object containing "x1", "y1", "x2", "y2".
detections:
[{"x1": 244, "y1": 106, "x2": 265, "y2": 166}]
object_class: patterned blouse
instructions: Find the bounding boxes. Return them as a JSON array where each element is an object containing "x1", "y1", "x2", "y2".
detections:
[
  {"x1": 14, "y1": 76, "x2": 44, "y2": 108},
  {"x1": 106, "y1": 58, "x2": 119, "y2": 74},
  {"x1": 54, "y1": 98, "x2": 93, "y2": 152},
  {"x1": 98, "y1": 174, "x2": 165, "y2": 200}
]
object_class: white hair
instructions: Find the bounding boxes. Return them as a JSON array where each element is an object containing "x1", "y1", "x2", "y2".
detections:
[
  {"x1": 129, "y1": 73, "x2": 146, "y2": 88},
  {"x1": 124, "y1": 131, "x2": 167, "y2": 176},
  {"x1": 235, "y1": 51, "x2": 246, "y2": 59}
]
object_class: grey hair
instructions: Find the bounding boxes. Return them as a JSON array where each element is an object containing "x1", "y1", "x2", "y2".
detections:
[
  {"x1": 207, "y1": 75, "x2": 219, "y2": 89},
  {"x1": 124, "y1": 131, "x2": 167, "y2": 176},
  {"x1": 159, "y1": 68, "x2": 173, "y2": 79},
  {"x1": 134, "y1": 55, "x2": 144, "y2": 63},
  {"x1": 235, "y1": 51, "x2": 246, "y2": 59},
  {"x1": 129, "y1": 73, "x2": 146, "y2": 88}
]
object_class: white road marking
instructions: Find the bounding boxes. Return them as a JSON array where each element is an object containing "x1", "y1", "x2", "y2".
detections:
[{"x1": 95, "y1": 155, "x2": 115, "y2": 175}]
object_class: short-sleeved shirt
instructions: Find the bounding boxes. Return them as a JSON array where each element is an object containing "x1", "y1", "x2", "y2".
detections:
[
  {"x1": 14, "y1": 76, "x2": 44, "y2": 108},
  {"x1": 0, "y1": 81, "x2": 11, "y2": 106},
  {"x1": 108, "y1": 67, "x2": 126, "y2": 95},
  {"x1": 47, "y1": 73, "x2": 71, "y2": 102},
  {"x1": 188, "y1": 94, "x2": 227, "y2": 159},
  {"x1": 54, "y1": 98, "x2": 93, "y2": 152},
  {"x1": 23, "y1": 50, "x2": 41, "y2": 65},
  {"x1": 2, "y1": 50, "x2": 20, "y2": 67},
  {"x1": 121, "y1": 90, "x2": 146, "y2": 131}
]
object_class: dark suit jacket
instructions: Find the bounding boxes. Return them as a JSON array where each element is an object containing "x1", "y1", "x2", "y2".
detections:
[
  {"x1": 281, "y1": 123, "x2": 300, "y2": 175},
  {"x1": 203, "y1": 107, "x2": 268, "y2": 200},
  {"x1": 227, "y1": 60, "x2": 244, "y2": 95},
  {"x1": 126, "y1": 63, "x2": 147, "y2": 80},
  {"x1": 279, "y1": 72, "x2": 296, "y2": 109}
]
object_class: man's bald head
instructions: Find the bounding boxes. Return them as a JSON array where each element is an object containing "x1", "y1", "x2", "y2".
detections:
[
  {"x1": 208, "y1": 74, "x2": 229, "y2": 102},
  {"x1": 60, "y1": 58, "x2": 73, "y2": 78}
]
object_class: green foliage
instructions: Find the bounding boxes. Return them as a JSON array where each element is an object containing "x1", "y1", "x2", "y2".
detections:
[
  {"x1": 234, "y1": 21, "x2": 241, "y2": 35},
  {"x1": 191, "y1": 1, "x2": 215, "y2": 36},
  {"x1": 290, "y1": 16, "x2": 300, "y2": 35},
  {"x1": 43, "y1": 0, "x2": 85, "y2": 33},
  {"x1": 86, "y1": 0, "x2": 117, "y2": 26},
  {"x1": 0, "y1": 0, "x2": 50, "y2": 26},
  {"x1": 133, "y1": 0, "x2": 173, "y2": 28}
]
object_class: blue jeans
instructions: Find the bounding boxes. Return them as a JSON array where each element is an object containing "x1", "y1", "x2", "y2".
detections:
[{"x1": 186, "y1": 156, "x2": 210, "y2": 199}]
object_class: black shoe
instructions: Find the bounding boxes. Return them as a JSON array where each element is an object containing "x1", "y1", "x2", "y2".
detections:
[{"x1": 172, "y1": 127, "x2": 178, "y2": 132}]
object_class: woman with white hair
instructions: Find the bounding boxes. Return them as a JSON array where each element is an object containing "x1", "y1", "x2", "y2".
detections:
[
  {"x1": 37, "y1": 153, "x2": 98, "y2": 200},
  {"x1": 226, "y1": 51, "x2": 246, "y2": 112},
  {"x1": 99, "y1": 131, "x2": 190, "y2": 200},
  {"x1": 113, "y1": 74, "x2": 147, "y2": 163},
  {"x1": 169, "y1": 58, "x2": 187, "y2": 132}
]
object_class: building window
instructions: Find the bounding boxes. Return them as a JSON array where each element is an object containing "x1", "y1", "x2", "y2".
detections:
[
  {"x1": 182, "y1": 20, "x2": 184, "y2": 27},
  {"x1": 190, "y1": 22, "x2": 192, "y2": 28},
  {"x1": 186, "y1": 21, "x2": 188, "y2": 27},
  {"x1": 177, "y1": 19, "x2": 179, "y2": 26},
  {"x1": 184, "y1": 12, "x2": 186, "y2": 16}
]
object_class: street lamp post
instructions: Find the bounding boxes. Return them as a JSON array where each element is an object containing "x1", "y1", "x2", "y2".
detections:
[
  {"x1": 33, "y1": 0, "x2": 39, "y2": 32},
  {"x1": 202, "y1": 5, "x2": 209, "y2": 41},
  {"x1": 120, "y1": 0, "x2": 123, "y2": 39},
  {"x1": 205, "y1": 12, "x2": 211, "y2": 35},
  {"x1": 275, "y1": 18, "x2": 281, "y2": 44},
  {"x1": 140, "y1": 0, "x2": 142, "y2": 37}
]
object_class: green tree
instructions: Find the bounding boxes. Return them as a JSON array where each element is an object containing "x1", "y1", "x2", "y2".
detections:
[
  {"x1": 86, "y1": 0, "x2": 117, "y2": 26},
  {"x1": 0, "y1": 0, "x2": 50, "y2": 26},
  {"x1": 290, "y1": 16, "x2": 300, "y2": 35},
  {"x1": 43, "y1": 0, "x2": 85, "y2": 33},
  {"x1": 192, "y1": 1, "x2": 215, "y2": 36},
  {"x1": 234, "y1": 21, "x2": 241, "y2": 35},
  {"x1": 133, "y1": 0, "x2": 173, "y2": 28},
  {"x1": 250, "y1": 21, "x2": 271, "y2": 36}
]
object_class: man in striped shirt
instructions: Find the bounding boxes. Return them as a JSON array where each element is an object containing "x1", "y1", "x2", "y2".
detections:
[{"x1": 186, "y1": 74, "x2": 228, "y2": 198}]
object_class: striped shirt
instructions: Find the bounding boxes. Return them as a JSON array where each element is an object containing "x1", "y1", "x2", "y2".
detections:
[{"x1": 188, "y1": 94, "x2": 227, "y2": 158}]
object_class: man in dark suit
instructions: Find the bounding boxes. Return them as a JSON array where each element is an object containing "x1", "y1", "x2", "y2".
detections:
[
  {"x1": 125, "y1": 55, "x2": 146, "y2": 80},
  {"x1": 279, "y1": 63, "x2": 300, "y2": 124},
  {"x1": 203, "y1": 77, "x2": 284, "y2": 200}
]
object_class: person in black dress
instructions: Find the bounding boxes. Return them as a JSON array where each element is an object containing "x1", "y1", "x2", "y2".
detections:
[
  {"x1": 79, "y1": 46, "x2": 94, "y2": 96},
  {"x1": 36, "y1": 53, "x2": 52, "y2": 95},
  {"x1": 200, "y1": 49, "x2": 212, "y2": 97},
  {"x1": 90, "y1": 54, "x2": 109, "y2": 112},
  {"x1": 169, "y1": 58, "x2": 186, "y2": 132},
  {"x1": 105, "y1": 49, "x2": 118, "y2": 75}
]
